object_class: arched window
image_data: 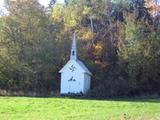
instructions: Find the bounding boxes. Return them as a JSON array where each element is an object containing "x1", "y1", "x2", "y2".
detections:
[{"x1": 72, "y1": 51, "x2": 75, "y2": 56}]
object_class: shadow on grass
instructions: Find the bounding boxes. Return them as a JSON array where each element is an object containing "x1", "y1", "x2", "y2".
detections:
[
  {"x1": 61, "y1": 96, "x2": 160, "y2": 103},
  {"x1": 1, "y1": 95, "x2": 159, "y2": 103}
]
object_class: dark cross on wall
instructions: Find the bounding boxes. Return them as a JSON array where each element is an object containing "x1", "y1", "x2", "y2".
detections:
[{"x1": 69, "y1": 65, "x2": 77, "y2": 72}]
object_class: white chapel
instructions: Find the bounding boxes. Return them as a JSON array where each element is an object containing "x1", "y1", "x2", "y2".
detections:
[{"x1": 59, "y1": 32, "x2": 92, "y2": 95}]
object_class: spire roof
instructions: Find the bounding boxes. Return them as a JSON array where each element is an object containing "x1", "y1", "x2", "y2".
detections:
[
  {"x1": 59, "y1": 32, "x2": 92, "y2": 76},
  {"x1": 70, "y1": 32, "x2": 77, "y2": 60}
]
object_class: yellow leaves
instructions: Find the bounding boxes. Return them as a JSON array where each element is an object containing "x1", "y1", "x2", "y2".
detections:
[
  {"x1": 65, "y1": 10, "x2": 78, "y2": 28},
  {"x1": 52, "y1": 4, "x2": 79, "y2": 28},
  {"x1": 52, "y1": 4, "x2": 65, "y2": 22},
  {"x1": 95, "y1": 44, "x2": 103, "y2": 50},
  {"x1": 66, "y1": 19, "x2": 77, "y2": 27},
  {"x1": 52, "y1": 1, "x2": 94, "y2": 29},
  {"x1": 0, "y1": 47, "x2": 13, "y2": 63},
  {"x1": 94, "y1": 43, "x2": 103, "y2": 58},
  {"x1": 82, "y1": 6, "x2": 91, "y2": 15},
  {"x1": 81, "y1": 30, "x2": 93, "y2": 41},
  {"x1": 0, "y1": 47, "x2": 8, "y2": 57}
]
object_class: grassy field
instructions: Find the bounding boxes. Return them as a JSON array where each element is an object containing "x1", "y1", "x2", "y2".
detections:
[{"x1": 0, "y1": 97, "x2": 160, "y2": 120}]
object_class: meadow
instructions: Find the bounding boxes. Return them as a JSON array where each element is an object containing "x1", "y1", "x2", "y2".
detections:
[{"x1": 0, "y1": 97, "x2": 160, "y2": 120}]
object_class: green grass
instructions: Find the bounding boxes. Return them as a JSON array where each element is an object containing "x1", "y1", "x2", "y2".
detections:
[{"x1": 0, "y1": 97, "x2": 160, "y2": 120}]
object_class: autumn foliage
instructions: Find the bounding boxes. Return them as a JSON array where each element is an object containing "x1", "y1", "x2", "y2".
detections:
[{"x1": 0, "y1": 0, "x2": 160, "y2": 97}]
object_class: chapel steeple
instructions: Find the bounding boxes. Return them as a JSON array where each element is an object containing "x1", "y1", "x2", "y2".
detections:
[
  {"x1": 59, "y1": 31, "x2": 92, "y2": 95},
  {"x1": 70, "y1": 32, "x2": 77, "y2": 60}
]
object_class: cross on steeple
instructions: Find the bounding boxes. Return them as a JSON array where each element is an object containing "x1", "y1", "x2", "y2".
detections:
[{"x1": 70, "y1": 32, "x2": 77, "y2": 60}]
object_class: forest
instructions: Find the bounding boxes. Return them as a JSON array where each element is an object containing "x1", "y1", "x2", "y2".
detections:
[{"x1": 0, "y1": 0, "x2": 160, "y2": 97}]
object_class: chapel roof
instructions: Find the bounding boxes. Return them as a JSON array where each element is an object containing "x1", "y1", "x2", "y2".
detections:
[{"x1": 59, "y1": 60, "x2": 92, "y2": 76}]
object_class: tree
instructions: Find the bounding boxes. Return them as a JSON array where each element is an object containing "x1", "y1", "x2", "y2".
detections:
[{"x1": 0, "y1": 0, "x2": 61, "y2": 95}]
